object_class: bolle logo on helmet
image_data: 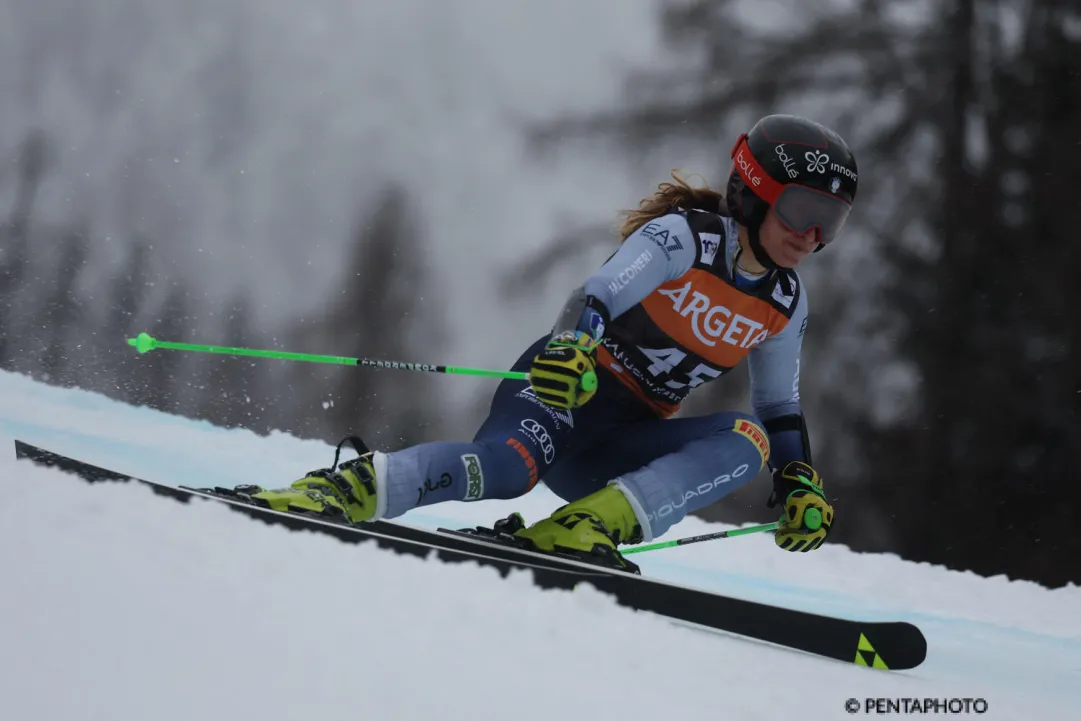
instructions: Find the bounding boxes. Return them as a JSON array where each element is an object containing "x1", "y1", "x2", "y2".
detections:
[
  {"x1": 774, "y1": 144, "x2": 799, "y2": 179},
  {"x1": 830, "y1": 177, "x2": 841, "y2": 194},
  {"x1": 805, "y1": 150, "x2": 829, "y2": 174},
  {"x1": 735, "y1": 149, "x2": 762, "y2": 187}
]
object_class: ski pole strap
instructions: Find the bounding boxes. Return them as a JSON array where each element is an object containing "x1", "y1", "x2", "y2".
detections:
[
  {"x1": 127, "y1": 333, "x2": 528, "y2": 381},
  {"x1": 621, "y1": 521, "x2": 780, "y2": 555}
]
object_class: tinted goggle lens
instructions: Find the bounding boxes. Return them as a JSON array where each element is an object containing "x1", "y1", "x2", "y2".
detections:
[{"x1": 773, "y1": 184, "x2": 851, "y2": 245}]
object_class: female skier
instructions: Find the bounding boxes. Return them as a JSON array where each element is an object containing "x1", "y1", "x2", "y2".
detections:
[{"x1": 242, "y1": 114, "x2": 858, "y2": 570}]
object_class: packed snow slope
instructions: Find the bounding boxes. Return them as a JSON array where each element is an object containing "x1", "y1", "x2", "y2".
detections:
[{"x1": 1, "y1": 369, "x2": 1079, "y2": 720}]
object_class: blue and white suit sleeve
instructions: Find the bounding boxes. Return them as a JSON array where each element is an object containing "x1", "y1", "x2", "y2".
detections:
[
  {"x1": 747, "y1": 281, "x2": 811, "y2": 470},
  {"x1": 552, "y1": 214, "x2": 698, "y2": 338}
]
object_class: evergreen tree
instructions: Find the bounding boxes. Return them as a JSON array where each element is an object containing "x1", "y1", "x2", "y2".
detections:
[
  {"x1": 0, "y1": 131, "x2": 48, "y2": 365},
  {"x1": 282, "y1": 185, "x2": 444, "y2": 449},
  {"x1": 523, "y1": 0, "x2": 1081, "y2": 585}
]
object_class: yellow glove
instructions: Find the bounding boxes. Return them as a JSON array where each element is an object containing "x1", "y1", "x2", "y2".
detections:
[
  {"x1": 527, "y1": 331, "x2": 599, "y2": 410},
  {"x1": 768, "y1": 461, "x2": 834, "y2": 552}
]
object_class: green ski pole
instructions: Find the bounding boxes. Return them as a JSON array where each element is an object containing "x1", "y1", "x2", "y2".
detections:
[
  {"x1": 125, "y1": 332, "x2": 562, "y2": 385},
  {"x1": 621, "y1": 521, "x2": 782, "y2": 555}
]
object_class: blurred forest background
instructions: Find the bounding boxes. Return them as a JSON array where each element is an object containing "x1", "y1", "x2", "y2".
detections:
[{"x1": 0, "y1": 0, "x2": 1078, "y2": 588}]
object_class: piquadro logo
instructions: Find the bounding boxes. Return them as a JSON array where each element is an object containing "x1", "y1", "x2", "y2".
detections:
[
  {"x1": 646, "y1": 463, "x2": 751, "y2": 524},
  {"x1": 519, "y1": 419, "x2": 555, "y2": 464},
  {"x1": 805, "y1": 150, "x2": 829, "y2": 173},
  {"x1": 658, "y1": 281, "x2": 770, "y2": 349},
  {"x1": 461, "y1": 454, "x2": 484, "y2": 501}
]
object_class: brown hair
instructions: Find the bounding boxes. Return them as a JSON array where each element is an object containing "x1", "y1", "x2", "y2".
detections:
[{"x1": 617, "y1": 170, "x2": 728, "y2": 240}]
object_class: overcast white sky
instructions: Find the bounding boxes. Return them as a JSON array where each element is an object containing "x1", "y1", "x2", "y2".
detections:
[
  {"x1": 0, "y1": 0, "x2": 908, "y2": 436},
  {"x1": 0, "y1": 1, "x2": 679, "y2": 345}
]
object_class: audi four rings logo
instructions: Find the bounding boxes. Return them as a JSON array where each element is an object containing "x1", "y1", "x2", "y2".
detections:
[
  {"x1": 805, "y1": 150, "x2": 829, "y2": 173},
  {"x1": 520, "y1": 419, "x2": 555, "y2": 463}
]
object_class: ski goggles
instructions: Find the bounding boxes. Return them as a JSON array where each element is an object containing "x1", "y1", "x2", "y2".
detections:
[{"x1": 730, "y1": 135, "x2": 852, "y2": 245}]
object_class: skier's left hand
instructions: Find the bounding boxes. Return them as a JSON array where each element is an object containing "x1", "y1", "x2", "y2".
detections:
[{"x1": 768, "y1": 461, "x2": 834, "y2": 552}]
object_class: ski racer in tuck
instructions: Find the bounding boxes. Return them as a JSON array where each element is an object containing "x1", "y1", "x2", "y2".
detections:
[{"x1": 242, "y1": 114, "x2": 858, "y2": 570}]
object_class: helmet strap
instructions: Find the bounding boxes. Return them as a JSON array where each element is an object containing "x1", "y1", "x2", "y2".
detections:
[{"x1": 747, "y1": 222, "x2": 786, "y2": 271}]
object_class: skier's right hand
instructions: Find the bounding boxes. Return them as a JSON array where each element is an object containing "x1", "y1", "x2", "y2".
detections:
[{"x1": 527, "y1": 331, "x2": 599, "y2": 410}]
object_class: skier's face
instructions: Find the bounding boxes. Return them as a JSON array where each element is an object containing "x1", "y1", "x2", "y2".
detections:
[{"x1": 759, "y1": 208, "x2": 819, "y2": 268}]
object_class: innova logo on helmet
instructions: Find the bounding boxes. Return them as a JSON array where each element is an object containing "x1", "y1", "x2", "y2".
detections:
[
  {"x1": 805, "y1": 150, "x2": 829, "y2": 174},
  {"x1": 830, "y1": 162, "x2": 857, "y2": 181}
]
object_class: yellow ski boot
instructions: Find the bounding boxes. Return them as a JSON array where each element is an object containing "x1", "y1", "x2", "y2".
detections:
[
  {"x1": 237, "y1": 436, "x2": 381, "y2": 524},
  {"x1": 512, "y1": 484, "x2": 644, "y2": 573}
]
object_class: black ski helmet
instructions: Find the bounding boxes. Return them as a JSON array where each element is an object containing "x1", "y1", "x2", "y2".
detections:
[{"x1": 725, "y1": 114, "x2": 858, "y2": 269}]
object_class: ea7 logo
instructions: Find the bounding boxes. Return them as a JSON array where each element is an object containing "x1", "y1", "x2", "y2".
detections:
[
  {"x1": 805, "y1": 150, "x2": 829, "y2": 173},
  {"x1": 640, "y1": 222, "x2": 684, "y2": 260}
]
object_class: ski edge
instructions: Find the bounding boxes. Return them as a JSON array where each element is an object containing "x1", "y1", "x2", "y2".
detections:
[{"x1": 13, "y1": 439, "x2": 928, "y2": 670}]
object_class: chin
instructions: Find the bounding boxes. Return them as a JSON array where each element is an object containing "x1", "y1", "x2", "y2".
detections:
[
  {"x1": 780, "y1": 247, "x2": 811, "y2": 268},
  {"x1": 766, "y1": 249, "x2": 799, "y2": 269}
]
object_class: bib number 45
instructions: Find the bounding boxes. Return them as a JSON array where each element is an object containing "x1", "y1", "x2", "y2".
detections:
[{"x1": 639, "y1": 346, "x2": 722, "y2": 390}]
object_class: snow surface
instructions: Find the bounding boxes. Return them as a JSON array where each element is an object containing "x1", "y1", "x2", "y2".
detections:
[{"x1": 1, "y1": 369, "x2": 1079, "y2": 720}]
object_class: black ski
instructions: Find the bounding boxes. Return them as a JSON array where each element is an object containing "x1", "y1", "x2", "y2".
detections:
[{"x1": 14, "y1": 440, "x2": 927, "y2": 670}]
